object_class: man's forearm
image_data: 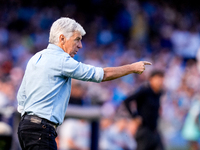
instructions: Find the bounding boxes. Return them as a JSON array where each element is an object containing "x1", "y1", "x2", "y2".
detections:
[
  {"x1": 102, "y1": 61, "x2": 151, "y2": 82},
  {"x1": 102, "y1": 65, "x2": 132, "y2": 82}
]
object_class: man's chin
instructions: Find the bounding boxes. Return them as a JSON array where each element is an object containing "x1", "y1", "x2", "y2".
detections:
[{"x1": 70, "y1": 54, "x2": 75, "y2": 58}]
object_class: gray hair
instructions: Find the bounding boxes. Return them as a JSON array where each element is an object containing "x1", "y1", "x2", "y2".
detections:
[{"x1": 49, "y1": 17, "x2": 86, "y2": 44}]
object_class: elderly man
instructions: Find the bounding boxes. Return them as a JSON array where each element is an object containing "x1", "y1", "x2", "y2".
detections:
[{"x1": 17, "y1": 17, "x2": 151, "y2": 150}]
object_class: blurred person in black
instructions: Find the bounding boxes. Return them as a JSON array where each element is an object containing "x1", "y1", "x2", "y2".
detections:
[{"x1": 124, "y1": 70, "x2": 165, "y2": 150}]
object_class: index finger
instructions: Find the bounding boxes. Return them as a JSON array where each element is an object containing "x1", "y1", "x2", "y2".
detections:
[{"x1": 143, "y1": 61, "x2": 152, "y2": 65}]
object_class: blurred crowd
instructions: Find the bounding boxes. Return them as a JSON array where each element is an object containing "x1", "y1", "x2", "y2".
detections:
[{"x1": 0, "y1": 0, "x2": 200, "y2": 149}]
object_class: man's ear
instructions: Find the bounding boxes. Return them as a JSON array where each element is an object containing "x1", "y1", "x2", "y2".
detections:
[{"x1": 59, "y1": 34, "x2": 65, "y2": 45}]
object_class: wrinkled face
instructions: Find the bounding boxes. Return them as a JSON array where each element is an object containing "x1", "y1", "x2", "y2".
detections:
[{"x1": 60, "y1": 31, "x2": 82, "y2": 57}]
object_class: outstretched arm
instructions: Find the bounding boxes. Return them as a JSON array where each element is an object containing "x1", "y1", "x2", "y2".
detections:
[{"x1": 102, "y1": 61, "x2": 151, "y2": 82}]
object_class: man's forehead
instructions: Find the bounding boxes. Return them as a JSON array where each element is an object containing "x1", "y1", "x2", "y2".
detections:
[{"x1": 73, "y1": 31, "x2": 82, "y2": 39}]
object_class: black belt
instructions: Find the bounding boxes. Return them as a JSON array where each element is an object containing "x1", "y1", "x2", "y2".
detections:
[{"x1": 23, "y1": 114, "x2": 57, "y2": 129}]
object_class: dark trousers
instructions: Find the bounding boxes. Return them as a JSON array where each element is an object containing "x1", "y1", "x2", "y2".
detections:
[
  {"x1": 18, "y1": 115, "x2": 57, "y2": 150},
  {"x1": 135, "y1": 126, "x2": 164, "y2": 150}
]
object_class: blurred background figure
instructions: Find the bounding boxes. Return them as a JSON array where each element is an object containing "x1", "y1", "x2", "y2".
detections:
[
  {"x1": 58, "y1": 119, "x2": 90, "y2": 150},
  {"x1": 124, "y1": 70, "x2": 165, "y2": 150},
  {"x1": 99, "y1": 115, "x2": 137, "y2": 150},
  {"x1": 0, "y1": 122, "x2": 12, "y2": 150},
  {"x1": 181, "y1": 94, "x2": 200, "y2": 150},
  {"x1": 181, "y1": 48, "x2": 200, "y2": 150},
  {"x1": 126, "y1": 117, "x2": 143, "y2": 139},
  {"x1": 99, "y1": 117, "x2": 113, "y2": 149}
]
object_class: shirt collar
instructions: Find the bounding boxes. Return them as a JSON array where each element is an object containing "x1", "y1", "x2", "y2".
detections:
[{"x1": 47, "y1": 43, "x2": 64, "y2": 52}]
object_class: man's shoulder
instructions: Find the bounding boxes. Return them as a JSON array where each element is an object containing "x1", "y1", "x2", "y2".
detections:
[
  {"x1": 134, "y1": 83, "x2": 151, "y2": 95},
  {"x1": 138, "y1": 82, "x2": 150, "y2": 90},
  {"x1": 36, "y1": 48, "x2": 70, "y2": 59}
]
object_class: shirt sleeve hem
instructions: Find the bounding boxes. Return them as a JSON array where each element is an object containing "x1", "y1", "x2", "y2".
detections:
[{"x1": 95, "y1": 67, "x2": 104, "y2": 83}]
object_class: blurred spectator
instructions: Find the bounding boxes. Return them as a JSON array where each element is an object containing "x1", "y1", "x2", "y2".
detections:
[
  {"x1": 0, "y1": 77, "x2": 16, "y2": 108},
  {"x1": 58, "y1": 119, "x2": 90, "y2": 150},
  {"x1": 171, "y1": 24, "x2": 200, "y2": 59},
  {"x1": 0, "y1": 88, "x2": 8, "y2": 109},
  {"x1": 124, "y1": 70, "x2": 165, "y2": 150},
  {"x1": 181, "y1": 94, "x2": 200, "y2": 150},
  {"x1": 127, "y1": 117, "x2": 142, "y2": 138},
  {"x1": 99, "y1": 116, "x2": 137, "y2": 150},
  {"x1": 180, "y1": 47, "x2": 200, "y2": 150},
  {"x1": 99, "y1": 117, "x2": 113, "y2": 149}
]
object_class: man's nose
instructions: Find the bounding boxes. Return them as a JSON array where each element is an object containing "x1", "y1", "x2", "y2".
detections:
[{"x1": 78, "y1": 41, "x2": 82, "y2": 48}]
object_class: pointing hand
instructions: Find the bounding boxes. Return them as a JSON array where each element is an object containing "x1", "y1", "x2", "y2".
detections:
[{"x1": 132, "y1": 61, "x2": 152, "y2": 74}]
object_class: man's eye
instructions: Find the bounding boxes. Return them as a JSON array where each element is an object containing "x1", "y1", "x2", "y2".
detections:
[{"x1": 75, "y1": 37, "x2": 81, "y2": 41}]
